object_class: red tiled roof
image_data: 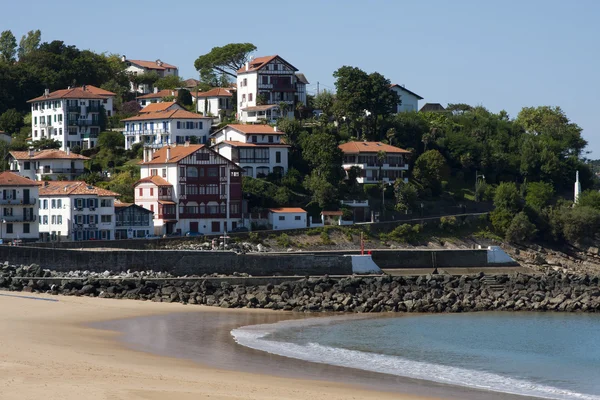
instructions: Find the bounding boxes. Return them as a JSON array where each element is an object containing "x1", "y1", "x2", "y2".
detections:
[
  {"x1": 139, "y1": 101, "x2": 181, "y2": 113},
  {"x1": 28, "y1": 87, "x2": 108, "y2": 102},
  {"x1": 83, "y1": 85, "x2": 117, "y2": 97},
  {"x1": 137, "y1": 89, "x2": 178, "y2": 100},
  {"x1": 10, "y1": 149, "x2": 90, "y2": 161},
  {"x1": 134, "y1": 175, "x2": 172, "y2": 187},
  {"x1": 38, "y1": 181, "x2": 120, "y2": 197},
  {"x1": 237, "y1": 55, "x2": 298, "y2": 74},
  {"x1": 269, "y1": 207, "x2": 306, "y2": 213},
  {"x1": 194, "y1": 88, "x2": 232, "y2": 98},
  {"x1": 0, "y1": 172, "x2": 38, "y2": 186},
  {"x1": 214, "y1": 124, "x2": 285, "y2": 136},
  {"x1": 128, "y1": 59, "x2": 177, "y2": 70},
  {"x1": 121, "y1": 109, "x2": 210, "y2": 122},
  {"x1": 218, "y1": 140, "x2": 289, "y2": 148},
  {"x1": 140, "y1": 145, "x2": 205, "y2": 165},
  {"x1": 338, "y1": 141, "x2": 411, "y2": 154}
]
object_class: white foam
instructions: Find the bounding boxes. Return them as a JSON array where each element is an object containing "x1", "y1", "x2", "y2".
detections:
[{"x1": 231, "y1": 320, "x2": 600, "y2": 400}]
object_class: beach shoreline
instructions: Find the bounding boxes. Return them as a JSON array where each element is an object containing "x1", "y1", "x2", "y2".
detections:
[{"x1": 0, "y1": 292, "x2": 542, "y2": 400}]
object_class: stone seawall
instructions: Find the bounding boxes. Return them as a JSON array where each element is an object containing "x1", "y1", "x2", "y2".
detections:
[{"x1": 2, "y1": 264, "x2": 598, "y2": 313}]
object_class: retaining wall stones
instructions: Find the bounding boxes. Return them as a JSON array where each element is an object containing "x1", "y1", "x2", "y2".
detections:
[{"x1": 1, "y1": 264, "x2": 598, "y2": 313}]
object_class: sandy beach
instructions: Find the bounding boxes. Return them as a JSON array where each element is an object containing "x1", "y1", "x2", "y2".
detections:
[{"x1": 0, "y1": 292, "x2": 544, "y2": 400}]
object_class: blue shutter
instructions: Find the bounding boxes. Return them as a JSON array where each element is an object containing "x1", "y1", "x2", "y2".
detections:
[{"x1": 95, "y1": 198, "x2": 99, "y2": 208}]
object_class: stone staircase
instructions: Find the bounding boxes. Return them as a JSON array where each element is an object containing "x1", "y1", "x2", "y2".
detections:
[{"x1": 481, "y1": 275, "x2": 504, "y2": 292}]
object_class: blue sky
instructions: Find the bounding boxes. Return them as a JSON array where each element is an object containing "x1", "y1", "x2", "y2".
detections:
[{"x1": 5, "y1": 0, "x2": 600, "y2": 155}]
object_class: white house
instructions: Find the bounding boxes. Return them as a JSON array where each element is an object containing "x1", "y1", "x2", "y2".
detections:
[
  {"x1": 137, "y1": 89, "x2": 179, "y2": 108},
  {"x1": 390, "y1": 84, "x2": 423, "y2": 113},
  {"x1": 114, "y1": 202, "x2": 154, "y2": 239},
  {"x1": 339, "y1": 141, "x2": 410, "y2": 184},
  {"x1": 236, "y1": 55, "x2": 308, "y2": 122},
  {"x1": 121, "y1": 109, "x2": 212, "y2": 150},
  {"x1": 123, "y1": 56, "x2": 179, "y2": 94},
  {"x1": 211, "y1": 124, "x2": 289, "y2": 178},
  {"x1": 28, "y1": 85, "x2": 116, "y2": 151},
  {"x1": 194, "y1": 88, "x2": 233, "y2": 121},
  {"x1": 38, "y1": 181, "x2": 119, "y2": 242},
  {"x1": 9, "y1": 149, "x2": 89, "y2": 181},
  {"x1": 268, "y1": 207, "x2": 307, "y2": 230},
  {"x1": 0, "y1": 172, "x2": 39, "y2": 243},
  {"x1": 135, "y1": 144, "x2": 244, "y2": 235}
]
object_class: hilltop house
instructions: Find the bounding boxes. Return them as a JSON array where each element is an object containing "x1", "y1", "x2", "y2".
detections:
[
  {"x1": 114, "y1": 202, "x2": 154, "y2": 239},
  {"x1": 211, "y1": 124, "x2": 289, "y2": 178},
  {"x1": 339, "y1": 141, "x2": 410, "y2": 184},
  {"x1": 123, "y1": 56, "x2": 179, "y2": 94},
  {"x1": 194, "y1": 88, "x2": 234, "y2": 121},
  {"x1": 9, "y1": 149, "x2": 89, "y2": 181},
  {"x1": 28, "y1": 85, "x2": 116, "y2": 151},
  {"x1": 38, "y1": 181, "x2": 119, "y2": 242},
  {"x1": 121, "y1": 109, "x2": 212, "y2": 150},
  {"x1": 137, "y1": 89, "x2": 179, "y2": 107},
  {"x1": 236, "y1": 55, "x2": 308, "y2": 122},
  {"x1": 135, "y1": 144, "x2": 244, "y2": 235},
  {"x1": 0, "y1": 172, "x2": 39, "y2": 243},
  {"x1": 390, "y1": 84, "x2": 423, "y2": 113}
]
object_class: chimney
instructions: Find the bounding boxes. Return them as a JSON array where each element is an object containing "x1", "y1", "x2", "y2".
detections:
[
  {"x1": 245, "y1": 61, "x2": 249, "y2": 71},
  {"x1": 28, "y1": 147, "x2": 34, "y2": 158},
  {"x1": 67, "y1": 86, "x2": 71, "y2": 90},
  {"x1": 143, "y1": 147, "x2": 152, "y2": 163},
  {"x1": 184, "y1": 140, "x2": 190, "y2": 147},
  {"x1": 44, "y1": 89, "x2": 49, "y2": 98},
  {"x1": 82, "y1": 85, "x2": 87, "y2": 92},
  {"x1": 166, "y1": 146, "x2": 171, "y2": 161},
  {"x1": 273, "y1": 126, "x2": 277, "y2": 132},
  {"x1": 66, "y1": 147, "x2": 70, "y2": 156},
  {"x1": 154, "y1": 87, "x2": 159, "y2": 94},
  {"x1": 171, "y1": 90, "x2": 175, "y2": 97},
  {"x1": 44, "y1": 181, "x2": 49, "y2": 187},
  {"x1": 121, "y1": 55, "x2": 126, "y2": 62}
]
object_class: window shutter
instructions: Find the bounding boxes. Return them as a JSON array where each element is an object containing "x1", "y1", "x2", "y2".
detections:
[{"x1": 95, "y1": 198, "x2": 99, "y2": 208}]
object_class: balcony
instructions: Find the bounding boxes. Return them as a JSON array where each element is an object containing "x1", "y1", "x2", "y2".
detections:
[
  {"x1": 88, "y1": 105, "x2": 101, "y2": 113},
  {"x1": 239, "y1": 158, "x2": 270, "y2": 164},
  {"x1": 39, "y1": 168, "x2": 84, "y2": 175},
  {"x1": 67, "y1": 120, "x2": 78, "y2": 126},
  {"x1": 67, "y1": 106, "x2": 80, "y2": 113},
  {"x1": 124, "y1": 129, "x2": 168, "y2": 136},
  {"x1": 81, "y1": 132, "x2": 99, "y2": 139},
  {"x1": 0, "y1": 198, "x2": 36, "y2": 205},
  {"x1": 77, "y1": 120, "x2": 98, "y2": 127},
  {"x1": 2, "y1": 215, "x2": 36, "y2": 222}
]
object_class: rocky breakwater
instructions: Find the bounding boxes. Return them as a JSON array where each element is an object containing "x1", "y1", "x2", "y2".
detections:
[{"x1": 1, "y1": 263, "x2": 599, "y2": 313}]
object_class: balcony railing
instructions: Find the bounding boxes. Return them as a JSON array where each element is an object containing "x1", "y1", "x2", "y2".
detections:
[
  {"x1": 67, "y1": 120, "x2": 78, "y2": 126},
  {"x1": 88, "y1": 105, "x2": 101, "y2": 113},
  {"x1": 2, "y1": 215, "x2": 36, "y2": 222},
  {"x1": 39, "y1": 168, "x2": 84, "y2": 175},
  {"x1": 239, "y1": 158, "x2": 270, "y2": 163},
  {"x1": 77, "y1": 120, "x2": 98, "y2": 127},
  {"x1": 81, "y1": 132, "x2": 99, "y2": 139},
  {"x1": 67, "y1": 106, "x2": 80, "y2": 113},
  {"x1": 0, "y1": 198, "x2": 36, "y2": 205},
  {"x1": 124, "y1": 129, "x2": 168, "y2": 136}
]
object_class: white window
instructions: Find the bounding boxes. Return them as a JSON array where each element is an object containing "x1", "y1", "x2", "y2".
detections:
[{"x1": 57, "y1": 216, "x2": 62, "y2": 224}]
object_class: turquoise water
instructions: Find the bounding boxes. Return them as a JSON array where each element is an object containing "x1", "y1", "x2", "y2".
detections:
[{"x1": 232, "y1": 312, "x2": 600, "y2": 399}]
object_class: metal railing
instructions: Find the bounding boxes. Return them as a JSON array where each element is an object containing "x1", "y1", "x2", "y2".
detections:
[
  {"x1": 0, "y1": 198, "x2": 36, "y2": 205},
  {"x1": 2, "y1": 215, "x2": 36, "y2": 222},
  {"x1": 39, "y1": 168, "x2": 84, "y2": 175}
]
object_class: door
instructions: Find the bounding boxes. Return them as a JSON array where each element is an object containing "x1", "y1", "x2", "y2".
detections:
[
  {"x1": 190, "y1": 221, "x2": 198, "y2": 233},
  {"x1": 23, "y1": 189, "x2": 29, "y2": 204},
  {"x1": 211, "y1": 221, "x2": 220, "y2": 233}
]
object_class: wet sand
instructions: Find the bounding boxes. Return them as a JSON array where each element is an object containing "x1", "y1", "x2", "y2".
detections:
[{"x1": 0, "y1": 292, "x2": 541, "y2": 400}]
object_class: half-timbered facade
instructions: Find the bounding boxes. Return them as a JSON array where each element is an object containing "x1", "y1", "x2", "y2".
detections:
[
  {"x1": 114, "y1": 202, "x2": 154, "y2": 239},
  {"x1": 135, "y1": 144, "x2": 243, "y2": 235},
  {"x1": 339, "y1": 141, "x2": 411, "y2": 184},
  {"x1": 236, "y1": 55, "x2": 308, "y2": 122},
  {"x1": 211, "y1": 124, "x2": 290, "y2": 178}
]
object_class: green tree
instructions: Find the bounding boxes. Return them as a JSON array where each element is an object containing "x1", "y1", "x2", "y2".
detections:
[
  {"x1": 493, "y1": 182, "x2": 522, "y2": 212},
  {"x1": 177, "y1": 89, "x2": 193, "y2": 106},
  {"x1": 313, "y1": 90, "x2": 335, "y2": 115},
  {"x1": 100, "y1": 170, "x2": 139, "y2": 203},
  {"x1": 17, "y1": 30, "x2": 41, "y2": 59},
  {"x1": 155, "y1": 75, "x2": 184, "y2": 90},
  {"x1": 558, "y1": 206, "x2": 600, "y2": 243},
  {"x1": 525, "y1": 181, "x2": 554, "y2": 210},
  {"x1": 31, "y1": 138, "x2": 61, "y2": 150},
  {"x1": 278, "y1": 102, "x2": 289, "y2": 118},
  {"x1": 576, "y1": 190, "x2": 600, "y2": 210},
  {"x1": 0, "y1": 30, "x2": 17, "y2": 63},
  {"x1": 505, "y1": 211, "x2": 537, "y2": 243},
  {"x1": 394, "y1": 180, "x2": 418, "y2": 211},
  {"x1": 194, "y1": 43, "x2": 257, "y2": 78},
  {"x1": 412, "y1": 150, "x2": 449, "y2": 196},
  {"x1": 98, "y1": 131, "x2": 125, "y2": 149},
  {"x1": 0, "y1": 109, "x2": 23, "y2": 134}
]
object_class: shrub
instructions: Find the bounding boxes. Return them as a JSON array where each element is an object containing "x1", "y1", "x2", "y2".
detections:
[
  {"x1": 276, "y1": 233, "x2": 292, "y2": 247},
  {"x1": 558, "y1": 206, "x2": 600, "y2": 243},
  {"x1": 505, "y1": 212, "x2": 537, "y2": 243},
  {"x1": 320, "y1": 231, "x2": 333, "y2": 245},
  {"x1": 490, "y1": 208, "x2": 514, "y2": 236},
  {"x1": 525, "y1": 182, "x2": 554, "y2": 210},
  {"x1": 439, "y1": 216, "x2": 458, "y2": 232},
  {"x1": 248, "y1": 232, "x2": 260, "y2": 244}
]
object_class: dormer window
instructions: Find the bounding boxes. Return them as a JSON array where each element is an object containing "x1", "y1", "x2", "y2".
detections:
[
  {"x1": 268, "y1": 136, "x2": 273, "y2": 143},
  {"x1": 251, "y1": 136, "x2": 257, "y2": 143}
]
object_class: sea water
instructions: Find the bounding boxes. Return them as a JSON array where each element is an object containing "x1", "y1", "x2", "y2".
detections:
[{"x1": 232, "y1": 312, "x2": 600, "y2": 400}]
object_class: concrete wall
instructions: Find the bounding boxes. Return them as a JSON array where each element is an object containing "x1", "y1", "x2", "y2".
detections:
[{"x1": 0, "y1": 246, "x2": 353, "y2": 276}]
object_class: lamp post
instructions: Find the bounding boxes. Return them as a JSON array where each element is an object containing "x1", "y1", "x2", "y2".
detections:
[{"x1": 475, "y1": 170, "x2": 486, "y2": 202}]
